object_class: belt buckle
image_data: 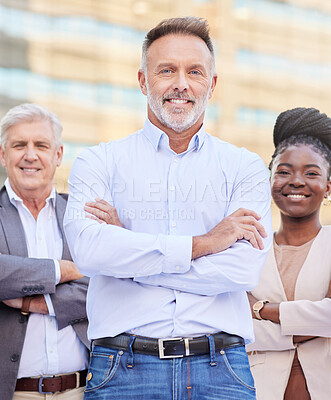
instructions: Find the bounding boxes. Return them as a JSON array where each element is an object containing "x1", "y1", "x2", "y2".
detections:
[
  {"x1": 38, "y1": 377, "x2": 53, "y2": 394},
  {"x1": 158, "y1": 337, "x2": 190, "y2": 359}
]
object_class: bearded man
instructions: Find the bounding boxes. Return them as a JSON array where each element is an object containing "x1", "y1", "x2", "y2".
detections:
[{"x1": 64, "y1": 17, "x2": 272, "y2": 400}]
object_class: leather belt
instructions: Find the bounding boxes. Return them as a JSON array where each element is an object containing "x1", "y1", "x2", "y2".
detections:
[
  {"x1": 15, "y1": 369, "x2": 88, "y2": 393},
  {"x1": 93, "y1": 332, "x2": 244, "y2": 359}
]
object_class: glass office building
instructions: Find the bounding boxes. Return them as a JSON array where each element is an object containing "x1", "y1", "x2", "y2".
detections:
[{"x1": 0, "y1": 0, "x2": 330, "y2": 223}]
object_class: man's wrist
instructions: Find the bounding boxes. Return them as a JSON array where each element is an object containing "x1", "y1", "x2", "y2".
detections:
[
  {"x1": 192, "y1": 235, "x2": 209, "y2": 260},
  {"x1": 21, "y1": 296, "x2": 32, "y2": 315}
]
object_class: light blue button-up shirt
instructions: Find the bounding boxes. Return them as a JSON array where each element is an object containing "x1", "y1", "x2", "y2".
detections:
[{"x1": 64, "y1": 119, "x2": 272, "y2": 344}]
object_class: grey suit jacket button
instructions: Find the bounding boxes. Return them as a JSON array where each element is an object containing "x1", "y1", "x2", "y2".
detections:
[
  {"x1": 10, "y1": 354, "x2": 19, "y2": 362},
  {"x1": 22, "y1": 287, "x2": 28, "y2": 293},
  {"x1": 19, "y1": 315, "x2": 28, "y2": 323},
  {"x1": 40, "y1": 286, "x2": 45, "y2": 292}
]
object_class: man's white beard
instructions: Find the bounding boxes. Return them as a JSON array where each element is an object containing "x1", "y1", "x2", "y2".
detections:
[{"x1": 146, "y1": 83, "x2": 211, "y2": 133}]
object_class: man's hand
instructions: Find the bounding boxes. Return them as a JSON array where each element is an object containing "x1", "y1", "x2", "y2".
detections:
[
  {"x1": 59, "y1": 260, "x2": 84, "y2": 283},
  {"x1": 84, "y1": 198, "x2": 123, "y2": 227},
  {"x1": 3, "y1": 295, "x2": 49, "y2": 314},
  {"x1": 3, "y1": 297, "x2": 23, "y2": 309},
  {"x1": 192, "y1": 208, "x2": 267, "y2": 260}
]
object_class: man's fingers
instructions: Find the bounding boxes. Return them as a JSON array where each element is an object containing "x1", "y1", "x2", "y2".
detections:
[
  {"x1": 86, "y1": 214, "x2": 105, "y2": 224},
  {"x1": 230, "y1": 208, "x2": 261, "y2": 220},
  {"x1": 84, "y1": 201, "x2": 122, "y2": 227},
  {"x1": 239, "y1": 216, "x2": 267, "y2": 238},
  {"x1": 85, "y1": 201, "x2": 111, "y2": 214},
  {"x1": 238, "y1": 230, "x2": 260, "y2": 250},
  {"x1": 84, "y1": 205, "x2": 108, "y2": 221},
  {"x1": 240, "y1": 225, "x2": 264, "y2": 250}
]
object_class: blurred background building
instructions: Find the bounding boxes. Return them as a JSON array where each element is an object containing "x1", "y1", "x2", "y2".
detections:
[{"x1": 0, "y1": 0, "x2": 330, "y2": 225}]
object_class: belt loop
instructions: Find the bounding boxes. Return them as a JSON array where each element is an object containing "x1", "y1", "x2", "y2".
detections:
[
  {"x1": 127, "y1": 335, "x2": 136, "y2": 369},
  {"x1": 207, "y1": 334, "x2": 217, "y2": 367}
]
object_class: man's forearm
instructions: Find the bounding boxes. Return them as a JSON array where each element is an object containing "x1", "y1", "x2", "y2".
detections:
[
  {"x1": 192, "y1": 208, "x2": 267, "y2": 260},
  {"x1": 3, "y1": 295, "x2": 49, "y2": 314}
]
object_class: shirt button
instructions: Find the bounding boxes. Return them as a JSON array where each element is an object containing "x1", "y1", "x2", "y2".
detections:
[
  {"x1": 171, "y1": 222, "x2": 176, "y2": 227},
  {"x1": 169, "y1": 186, "x2": 175, "y2": 191},
  {"x1": 175, "y1": 266, "x2": 180, "y2": 271},
  {"x1": 174, "y1": 158, "x2": 179, "y2": 163}
]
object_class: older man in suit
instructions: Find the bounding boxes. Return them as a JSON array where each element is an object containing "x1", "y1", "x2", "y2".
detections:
[{"x1": 0, "y1": 103, "x2": 89, "y2": 400}]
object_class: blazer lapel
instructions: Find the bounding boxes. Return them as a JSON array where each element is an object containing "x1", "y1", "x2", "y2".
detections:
[
  {"x1": 253, "y1": 247, "x2": 288, "y2": 303},
  {"x1": 294, "y1": 227, "x2": 330, "y2": 301},
  {"x1": 0, "y1": 186, "x2": 28, "y2": 257},
  {"x1": 55, "y1": 193, "x2": 71, "y2": 261}
]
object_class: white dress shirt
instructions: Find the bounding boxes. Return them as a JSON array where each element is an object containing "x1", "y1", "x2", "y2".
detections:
[
  {"x1": 5, "y1": 180, "x2": 88, "y2": 378},
  {"x1": 64, "y1": 119, "x2": 272, "y2": 344}
]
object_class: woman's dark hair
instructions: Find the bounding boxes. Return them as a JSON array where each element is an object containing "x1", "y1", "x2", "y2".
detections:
[{"x1": 269, "y1": 107, "x2": 331, "y2": 178}]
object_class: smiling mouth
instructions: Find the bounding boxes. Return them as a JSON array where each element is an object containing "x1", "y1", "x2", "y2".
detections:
[
  {"x1": 165, "y1": 98, "x2": 192, "y2": 105},
  {"x1": 283, "y1": 194, "x2": 310, "y2": 199},
  {"x1": 20, "y1": 167, "x2": 40, "y2": 172}
]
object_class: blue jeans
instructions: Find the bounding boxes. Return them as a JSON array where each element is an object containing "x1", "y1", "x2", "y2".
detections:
[{"x1": 84, "y1": 342, "x2": 256, "y2": 400}]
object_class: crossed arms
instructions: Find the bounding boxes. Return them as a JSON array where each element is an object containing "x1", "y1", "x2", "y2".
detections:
[
  {"x1": 0, "y1": 255, "x2": 87, "y2": 329},
  {"x1": 64, "y1": 146, "x2": 272, "y2": 296},
  {"x1": 247, "y1": 282, "x2": 331, "y2": 350}
]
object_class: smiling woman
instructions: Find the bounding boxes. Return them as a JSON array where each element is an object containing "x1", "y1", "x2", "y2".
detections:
[{"x1": 246, "y1": 107, "x2": 331, "y2": 400}]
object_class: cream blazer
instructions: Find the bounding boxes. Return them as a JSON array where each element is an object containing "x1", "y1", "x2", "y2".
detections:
[{"x1": 246, "y1": 226, "x2": 331, "y2": 400}]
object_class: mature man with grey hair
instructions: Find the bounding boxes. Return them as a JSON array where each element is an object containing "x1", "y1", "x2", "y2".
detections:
[
  {"x1": 65, "y1": 17, "x2": 272, "y2": 399},
  {"x1": 0, "y1": 103, "x2": 89, "y2": 400}
]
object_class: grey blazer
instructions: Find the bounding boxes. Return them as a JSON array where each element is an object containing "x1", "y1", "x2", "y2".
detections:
[{"x1": 0, "y1": 186, "x2": 89, "y2": 400}]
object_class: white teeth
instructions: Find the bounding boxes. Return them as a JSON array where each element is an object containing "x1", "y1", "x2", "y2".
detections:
[
  {"x1": 22, "y1": 168, "x2": 38, "y2": 172},
  {"x1": 168, "y1": 99, "x2": 189, "y2": 104},
  {"x1": 287, "y1": 194, "x2": 306, "y2": 198}
]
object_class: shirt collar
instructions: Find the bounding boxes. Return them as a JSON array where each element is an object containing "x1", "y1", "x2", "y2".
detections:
[
  {"x1": 142, "y1": 118, "x2": 206, "y2": 152},
  {"x1": 5, "y1": 178, "x2": 56, "y2": 208}
]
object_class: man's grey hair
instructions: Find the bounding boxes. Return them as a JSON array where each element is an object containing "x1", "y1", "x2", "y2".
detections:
[
  {"x1": 0, "y1": 103, "x2": 63, "y2": 148},
  {"x1": 141, "y1": 16, "x2": 215, "y2": 74}
]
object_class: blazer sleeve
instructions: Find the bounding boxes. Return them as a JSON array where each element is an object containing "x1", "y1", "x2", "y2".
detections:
[
  {"x1": 0, "y1": 255, "x2": 56, "y2": 301},
  {"x1": 246, "y1": 318, "x2": 296, "y2": 352},
  {"x1": 50, "y1": 276, "x2": 89, "y2": 330},
  {"x1": 280, "y1": 298, "x2": 331, "y2": 337}
]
